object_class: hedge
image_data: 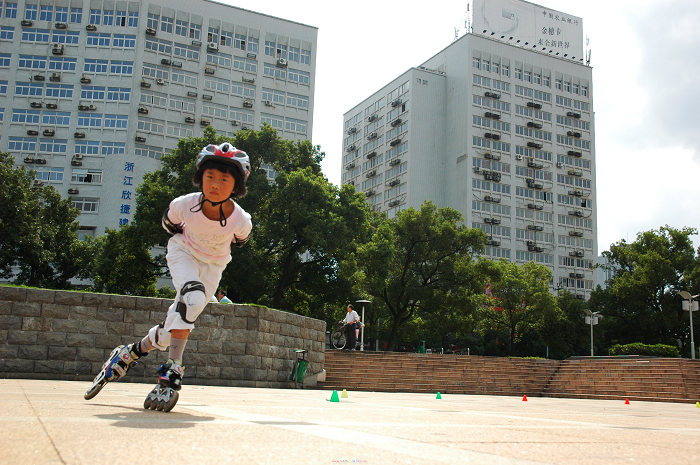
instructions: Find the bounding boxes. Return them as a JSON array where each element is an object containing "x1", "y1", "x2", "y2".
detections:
[{"x1": 608, "y1": 343, "x2": 680, "y2": 358}]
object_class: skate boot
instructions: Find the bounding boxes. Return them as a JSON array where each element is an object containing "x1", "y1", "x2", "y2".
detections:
[
  {"x1": 84, "y1": 343, "x2": 144, "y2": 400},
  {"x1": 143, "y1": 359, "x2": 184, "y2": 412}
]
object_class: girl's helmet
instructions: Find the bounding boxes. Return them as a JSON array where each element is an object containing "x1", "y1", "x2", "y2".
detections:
[{"x1": 196, "y1": 143, "x2": 250, "y2": 183}]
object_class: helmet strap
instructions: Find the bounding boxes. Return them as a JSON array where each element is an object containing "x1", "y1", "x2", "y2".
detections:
[{"x1": 189, "y1": 195, "x2": 229, "y2": 227}]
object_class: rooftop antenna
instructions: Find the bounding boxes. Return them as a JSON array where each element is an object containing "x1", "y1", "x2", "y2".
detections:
[
  {"x1": 454, "y1": 1, "x2": 472, "y2": 41},
  {"x1": 585, "y1": 35, "x2": 591, "y2": 65}
]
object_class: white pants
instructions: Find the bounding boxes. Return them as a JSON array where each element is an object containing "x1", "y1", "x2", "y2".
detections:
[{"x1": 148, "y1": 240, "x2": 227, "y2": 350}]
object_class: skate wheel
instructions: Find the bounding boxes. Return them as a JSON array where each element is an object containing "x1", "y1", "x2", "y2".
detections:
[
  {"x1": 84, "y1": 380, "x2": 105, "y2": 400},
  {"x1": 162, "y1": 391, "x2": 179, "y2": 413},
  {"x1": 143, "y1": 397, "x2": 152, "y2": 410},
  {"x1": 156, "y1": 399, "x2": 166, "y2": 411}
]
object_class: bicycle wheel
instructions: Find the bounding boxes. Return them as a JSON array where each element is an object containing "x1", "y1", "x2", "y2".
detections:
[{"x1": 331, "y1": 330, "x2": 346, "y2": 350}]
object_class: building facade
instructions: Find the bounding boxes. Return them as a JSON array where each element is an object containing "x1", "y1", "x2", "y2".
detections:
[
  {"x1": 0, "y1": 0, "x2": 317, "y2": 237},
  {"x1": 342, "y1": 28, "x2": 596, "y2": 298}
]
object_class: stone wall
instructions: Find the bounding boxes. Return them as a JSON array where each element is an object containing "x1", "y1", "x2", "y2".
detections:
[{"x1": 0, "y1": 286, "x2": 325, "y2": 388}]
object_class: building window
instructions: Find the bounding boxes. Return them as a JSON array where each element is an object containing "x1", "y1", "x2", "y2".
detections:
[
  {"x1": 104, "y1": 114, "x2": 128, "y2": 129},
  {"x1": 71, "y1": 168, "x2": 102, "y2": 184},
  {"x1": 160, "y1": 15, "x2": 173, "y2": 33},
  {"x1": 221, "y1": 30, "x2": 232, "y2": 46},
  {"x1": 24, "y1": 3, "x2": 37, "y2": 20},
  {"x1": 147, "y1": 13, "x2": 158, "y2": 30},
  {"x1": 265, "y1": 40, "x2": 276, "y2": 57},
  {"x1": 39, "y1": 5, "x2": 52, "y2": 21},
  {"x1": 189, "y1": 23, "x2": 201, "y2": 40},
  {"x1": 102, "y1": 9, "x2": 114, "y2": 25},
  {"x1": 89, "y1": 9, "x2": 101, "y2": 25},
  {"x1": 34, "y1": 166, "x2": 64, "y2": 183},
  {"x1": 72, "y1": 197, "x2": 99, "y2": 213},
  {"x1": 23, "y1": 28, "x2": 51, "y2": 43},
  {"x1": 1, "y1": 26, "x2": 15, "y2": 40},
  {"x1": 5, "y1": 3, "x2": 18, "y2": 18},
  {"x1": 70, "y1": 8, "x2": 82, "y2": 23},
  {"x1": 115, "y1": 10, "x2": 127, "y2": 27},
  {"x1": 128, "y1": 11, "x2": 138, "y2": 27},
  {"x1": 55, "y1": 7, "x2": 68, "y2": 22},
  {"x1": 77, "y1": 112, "x2": 102, "y2": 127},
  {"x1": 472, "y1": 57, "x2": 480, "y2": 69}
]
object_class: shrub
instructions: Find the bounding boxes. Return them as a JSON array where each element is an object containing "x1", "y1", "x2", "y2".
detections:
[{"x1": 608, "y1": 343, "x2": 680, "y2": 358}]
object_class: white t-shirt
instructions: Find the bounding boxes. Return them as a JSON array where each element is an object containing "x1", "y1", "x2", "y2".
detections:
[
  {"x1": 167, "y1": 192, "x2": 252, "y2": 265},
  {"x1": 343, "y1": 310, "x2": 360, "y2": 325}
]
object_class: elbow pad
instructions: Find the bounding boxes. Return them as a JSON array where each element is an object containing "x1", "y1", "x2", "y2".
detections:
[
  {"x1": 162, "y1": 208, "x2": 183, "y2": 235},
  {"x1": 232, "y1": 233, "x2": 250, "y2": 248}
]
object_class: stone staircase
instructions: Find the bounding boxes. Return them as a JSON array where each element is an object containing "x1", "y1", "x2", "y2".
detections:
[
  {"x1": 318, "y1": 351, "x2": 700, "y2": 403},
  {"x1": 319, "y1": 351, "x2": 559, "y2": 397},
  {"x1": 543, "y1": 357, "x2": 700, "y2": 403}
]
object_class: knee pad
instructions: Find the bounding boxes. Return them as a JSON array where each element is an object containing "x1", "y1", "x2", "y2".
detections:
[
  {"x1": 148, "y1": 323, "x2": 171, "y2": 351},
  {"x1": 176, "y1": 281, "x2": 207, "y2": 324}
]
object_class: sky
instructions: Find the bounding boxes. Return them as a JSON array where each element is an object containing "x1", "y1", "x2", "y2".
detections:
[{"x1": 219, "y1": 0, "x2": 700, "y2": 254}]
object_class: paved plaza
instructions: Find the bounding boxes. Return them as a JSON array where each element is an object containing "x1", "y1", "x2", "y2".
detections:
[{"x1": 1, "y1": 379, "x2": 699, "y2": 464}]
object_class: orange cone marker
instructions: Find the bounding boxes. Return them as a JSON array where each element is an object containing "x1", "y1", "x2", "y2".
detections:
[
  {"x1": 522, "y1": 395, "x2": 528, "y2": 402},
  {"x1": 625, "y1": 398, "x2": 630, "y2": 405}
]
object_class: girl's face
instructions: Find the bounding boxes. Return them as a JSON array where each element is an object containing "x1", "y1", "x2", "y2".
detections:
[{"x1": 202, "y1": 168, "x2": 235, "y2": 203}]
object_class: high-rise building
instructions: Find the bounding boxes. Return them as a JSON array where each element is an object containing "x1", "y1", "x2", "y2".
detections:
[
  {"x1": 342, "y1": 0, "x2": 595, "y2": 298},
  {"x1": 0, "y1": 0, "x2": 317, "y2": 238}
]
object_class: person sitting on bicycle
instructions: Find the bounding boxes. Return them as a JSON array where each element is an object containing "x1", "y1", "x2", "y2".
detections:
[{"x1": 341, "y1": 304, "x2": 361, "y2": 351}]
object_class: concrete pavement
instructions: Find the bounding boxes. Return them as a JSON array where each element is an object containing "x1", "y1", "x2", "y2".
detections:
[{"x1": 1, "y1": 379, "x2": 699, "y2": 465}]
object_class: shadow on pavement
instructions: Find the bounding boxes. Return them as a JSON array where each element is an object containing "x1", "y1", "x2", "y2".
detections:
[{"x1": 90, "y1": 404, "x2": 216, "y2": 429}]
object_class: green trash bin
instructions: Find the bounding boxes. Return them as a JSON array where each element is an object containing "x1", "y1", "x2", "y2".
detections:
[{"x1": 290, "y1": 349, "x2": 309, "y2": 388}]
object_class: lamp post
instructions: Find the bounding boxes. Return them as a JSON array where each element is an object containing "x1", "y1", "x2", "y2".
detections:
[
  {"x1": 355, "y1": 300, "x2": 371, "y2": 352},
  {"x1": 680, "y1": 291, "x2": 699, "y2": 360},
  {"x1": 584, "y1": 309, "x2": 601, "y2": 356}
]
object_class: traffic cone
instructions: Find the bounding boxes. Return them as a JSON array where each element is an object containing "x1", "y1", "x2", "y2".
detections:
[
  {"x1": 341, "y1": 389, "x2": 348, "y2": 398},
  {"x1": 522, "y1": 395, "x2": 528, "y2": 402},
  {"x1": 329, "y1": 390, "x2": 339, "y2": 402},
  {"x1": 436, "y1": 392, "x2": 442, "y2": 399},
  {"x1": 696, "y1": 402, "x2": 699, "y2": 408},
  {"x1": 625, "y1": 398, "x2": 630, "y2": 405}
]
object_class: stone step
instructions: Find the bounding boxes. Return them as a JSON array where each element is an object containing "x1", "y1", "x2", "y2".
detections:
[{"x1": 320, "y1": 351, "x2": 700, "y2": 403}]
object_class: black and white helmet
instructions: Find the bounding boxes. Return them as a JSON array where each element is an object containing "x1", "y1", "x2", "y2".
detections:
[{"x1": 196, "y1": 143, "x2": 250, "y2": 183}]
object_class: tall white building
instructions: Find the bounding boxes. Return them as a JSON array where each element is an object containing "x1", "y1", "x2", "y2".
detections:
[
  {"x1": 342, "y1": 0, "x2": 596, "y2": 298},
  {"x1": 0, "y1": 0, "x2": 317, "y2": 237}
]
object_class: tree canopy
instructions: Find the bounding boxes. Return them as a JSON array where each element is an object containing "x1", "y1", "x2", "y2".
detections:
[
  {"x1": 0, "y1": 152, "x2": 86, "y2": 288},
  {"x1": 591, "y1": 226, "x2": 699, "y2": 355},
  {"x1": 357, "y1": 202, "x2": 486, "y2": 350}
]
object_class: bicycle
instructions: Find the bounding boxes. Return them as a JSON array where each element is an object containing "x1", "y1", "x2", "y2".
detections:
[{"x1": 331, "y1": 322, "x2": 349, "y2": 350}]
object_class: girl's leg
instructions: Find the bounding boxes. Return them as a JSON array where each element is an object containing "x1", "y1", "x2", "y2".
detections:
[{"x1": 168, "y1": 329, "x2": 190, "y2": 364}]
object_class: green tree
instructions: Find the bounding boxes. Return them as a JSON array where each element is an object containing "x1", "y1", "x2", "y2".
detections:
[
  {"x1": 0, "y1": 152, "x2": 86, "y2": 288},
  {"x1": 357, "y1": 202, "x2": 486, "y2": 350},
  {"x1": 85, "y1": 225, "x2": 158, "y2": 296},
  {"x1": 476, "y1": 259, "x2": 562, "y2": 356},
  {"x1": 247, "y1": 167, "x2": 370, "y2": 315},
  {"x1": 554, "y1": 290, "x2": 591, "y2": 357},
  {"x1": 592, "y1": 226, "x2": 698, "y2": 355},
  {"x1": 132, "y1": 126, "x2": 371, "y2": 316},
  {"x1": 0, "y1": 152, "x2": 42, "y2": 279}
]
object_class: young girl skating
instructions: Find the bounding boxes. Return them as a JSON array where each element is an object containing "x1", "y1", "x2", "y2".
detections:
[{"x1": 84, "y1": 143, "x2": 252, "y2": 412}]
